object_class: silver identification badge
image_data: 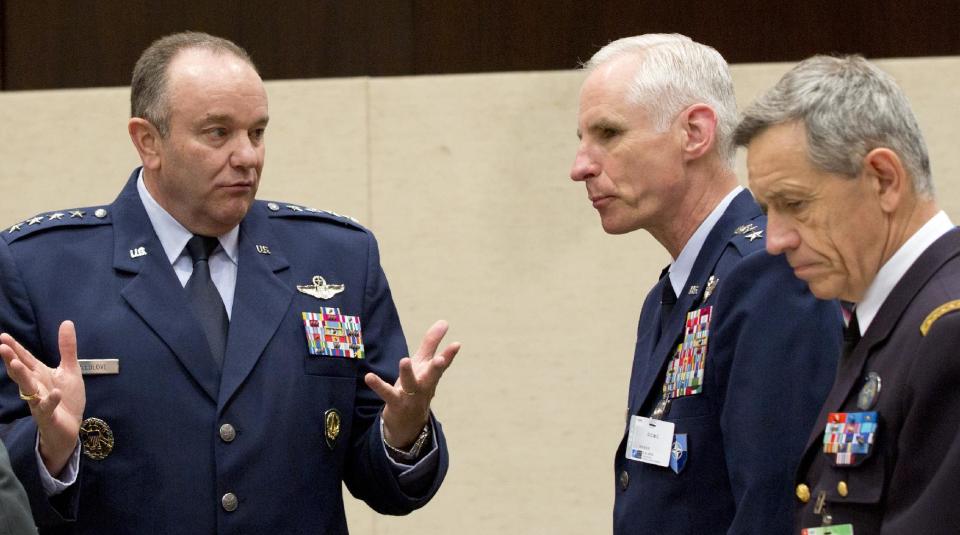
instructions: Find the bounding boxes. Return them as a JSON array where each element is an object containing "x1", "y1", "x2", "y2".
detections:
[{"x1": 78, "y1": 359, "x2": 120, "y2": 375}]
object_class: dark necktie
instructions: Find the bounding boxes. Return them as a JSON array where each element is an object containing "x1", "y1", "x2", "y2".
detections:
[
  {"x1": 842, "y1": 309, "x2": 861, "y2": 359},
  {"x1": 660, "y1": 270, "x2": 677, "y2": 335},
  {"x1": 185, "y1": 235, "x2": 229, "y2": 368}
]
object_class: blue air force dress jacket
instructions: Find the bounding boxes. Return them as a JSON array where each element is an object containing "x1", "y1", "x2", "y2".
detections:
[
  {"x1": 0, "y1": 170, "x2": 448, "y2": 534},
  {"x1": 795, "y1": 229, "x2": 960, "y2": 533},
  {"x1": 613, "y1": 190, "x2": 841, "y2": 535}
]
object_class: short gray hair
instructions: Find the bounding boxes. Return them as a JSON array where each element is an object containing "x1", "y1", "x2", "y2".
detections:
[
  {"x1": 583, "y1": 34, "x2": 738, "y2": 167},
  {"x1": 131, "y1": 32, "x2": 258, "y2": 137},
  {"x1": 734, "y1": 55, "x2": 933, "y2": 197}
]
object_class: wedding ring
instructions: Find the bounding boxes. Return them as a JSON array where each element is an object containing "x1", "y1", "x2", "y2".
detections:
[{"x1": 18, "y1": 389, "x2": 40, "y2": 402}]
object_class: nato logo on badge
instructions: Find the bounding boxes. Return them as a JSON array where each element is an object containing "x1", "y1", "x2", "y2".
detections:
[{"x1": 670, "y1": 433, "x2": 688, "y2": 474}]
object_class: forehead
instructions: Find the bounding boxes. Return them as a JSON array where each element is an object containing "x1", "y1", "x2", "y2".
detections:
[
  {"x1": 164, "y1": 48, "x2": 266, "y2": 113},
  {"x1": 578, "y1": 56, "x2": 654, "y2": 127},
  {"x1": 746, "y1": 122, "x2": 813, "y2": 186}
]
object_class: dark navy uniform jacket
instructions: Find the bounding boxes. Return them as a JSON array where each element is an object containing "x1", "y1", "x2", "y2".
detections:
[
  {"x1": 614, "y1": 190, "x2": 840, "y2": 534},
  {"x1": 0, "y1": 170, "x2": 448, "y2": 534},
  {"x1": 795, "y1": 229, "x2": 960, "y2": 533}
]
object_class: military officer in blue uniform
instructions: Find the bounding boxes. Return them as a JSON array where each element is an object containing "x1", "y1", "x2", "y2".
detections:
[
  {"x1": 0, "y1": 32, "x2": 459, "y2": 533},
  {"x1": 570, "y1": 34, "x2": 840, "y2": 534},
  {"x1": 739, "y1": 54, "x2": 960, "y2": 534}
]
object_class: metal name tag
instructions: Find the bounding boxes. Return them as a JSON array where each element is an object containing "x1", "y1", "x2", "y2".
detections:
[{"x1": 78, "y1": 359, "x2": 120, "y2": 375}]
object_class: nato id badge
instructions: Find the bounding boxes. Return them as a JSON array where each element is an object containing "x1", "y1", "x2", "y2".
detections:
[{"x1": 626, "y1": 416, "x2": 675, "y2": 467}]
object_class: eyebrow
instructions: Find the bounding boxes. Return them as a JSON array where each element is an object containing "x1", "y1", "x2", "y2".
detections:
[{"x1": 199, "y1": 114, "x2": 270, "y2": 127}]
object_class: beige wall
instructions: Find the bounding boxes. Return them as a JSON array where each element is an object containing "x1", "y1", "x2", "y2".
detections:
[{"x1": 0, "y1": 57, "x2": 957, "y2": 533}]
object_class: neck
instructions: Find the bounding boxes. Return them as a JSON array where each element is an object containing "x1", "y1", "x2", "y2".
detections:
[
  {"x1": 879, "y1": 197, "x2": 939, "y2": 268},
  {"x1": 651, "y1": 165, "x2": 739, "y2": 259}
]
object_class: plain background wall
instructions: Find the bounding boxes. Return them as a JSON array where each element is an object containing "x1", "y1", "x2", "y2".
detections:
[{"x1": 0, "y1": 57, "x2": 958, "y2": 533}]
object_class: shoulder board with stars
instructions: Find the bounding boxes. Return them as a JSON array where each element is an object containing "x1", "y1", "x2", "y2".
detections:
[
  {"x1": 729, "y1": 218, "x2": 766, "y2": 254},
  {"x1": 3, "y1": 207, "x2": 111, "y2": 244},
  {"x1": 261, "y1": 201, "x2": 364, "y2": 230}
]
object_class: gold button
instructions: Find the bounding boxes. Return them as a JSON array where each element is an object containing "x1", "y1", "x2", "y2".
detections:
[
  {"x1": 618, "y1": 470, "x2": 629, "y2": 491},
  {"x1": 837, "y1": 481, "x2": 848, "y2": 497},
  {"x1": 796, "y1": 483, "x2": 811, "y2": 503}
]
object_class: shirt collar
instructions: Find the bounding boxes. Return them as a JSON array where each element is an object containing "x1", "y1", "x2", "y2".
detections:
[
  {"x1": 136, "y1": 169, "x2": 239, "y2": 265},
  {"x1": 855, "y1": 210, "x2": 954, "y2": 334},
  {"x1": 669, "y1": 186, "x2": 744, "y2": 295}
]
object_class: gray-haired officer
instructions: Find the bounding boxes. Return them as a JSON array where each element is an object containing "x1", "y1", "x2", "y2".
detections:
[{"x1": 737, "y1": 55, "x2": 960, "y2": 533}]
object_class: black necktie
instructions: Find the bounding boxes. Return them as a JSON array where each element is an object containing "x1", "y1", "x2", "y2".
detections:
[
  {"x1": 185, "y1": 235, "x2": 229, "y2": 368},
  {"x1": 660, "y1": 270, "x2": 677, "y2": 335},
  {"x1": 842, "y1": 309, "x2": 861, "y2": 359}
]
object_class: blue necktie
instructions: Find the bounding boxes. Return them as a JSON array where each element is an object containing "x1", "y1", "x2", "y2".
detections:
[{"x1": 185, "y1": 235, "x2": 229, "y2": 368}]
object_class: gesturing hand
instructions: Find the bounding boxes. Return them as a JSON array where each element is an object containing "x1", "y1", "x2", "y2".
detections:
[
  {"x1": 0, "y1": 321, "x2": 86, "y2": 476},
  {"x1": 364, "y1": 320, "x2": 460, "y2": 449}
]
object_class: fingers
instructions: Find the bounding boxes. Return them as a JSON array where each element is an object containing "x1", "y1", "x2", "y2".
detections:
[
  {"x1": 57, "y1": 321, "x2": 80, "y2": 372},
  {"x1": 364, "y1": 372, "x2": 400, "y2": 405},
  {"x1": 2, "y1": 352, "x2": 40, "y2": 399},
  {"x1": 0, "y1": 332, "x2": 40, "y2": 371},
  {"x1": 398, "y1": 358, "x2": 418, "y2": 394},
  {"x1": 413, "y1": 320, "x2": 449, "y2": 361}
]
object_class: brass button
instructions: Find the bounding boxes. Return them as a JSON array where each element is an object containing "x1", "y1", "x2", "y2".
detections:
[
  {"x1": 219, "y1": 423, "x2": 236, "y2": 443},
  {"x1": 837, "y1": 480, "x2": 848, "y2": 497},
  {"x1": 618, "y1": 470, "x2": 629, "y2": 491},
  {"x1": 221, "y1": 492, "x2": 238, "y2": 512},
  {"x1": 796, "y1": 483, "x2": 811, "y2": 503}
]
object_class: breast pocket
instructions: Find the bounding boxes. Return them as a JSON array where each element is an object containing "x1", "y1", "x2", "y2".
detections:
[{"x1": 304, "y1": 355, "x2": 360, "y2": 378}]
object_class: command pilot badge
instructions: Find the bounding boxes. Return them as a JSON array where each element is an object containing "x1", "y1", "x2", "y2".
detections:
[
  {"x1": 324, "y1": 408, "x2": 341, "y2": 450},
  {"x1": 302, "y1": 308, "x2": 365, "y2": 358},
  {"x1": 79, "y1": 417, "x2": 114, "y2": 460},
  {"x1": 297, "y1": 275, "x2": 345, "y2": 300}
]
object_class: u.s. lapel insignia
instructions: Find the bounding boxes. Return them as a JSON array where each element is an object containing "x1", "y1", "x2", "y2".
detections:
[
  {"x1": 256, "y1": 244, "x2": 271, "y2": 255},
  {"x1": 129, "y1": 246, "x2": 147, "y2": 259},
  {"x1": 687, "y1": 285, "x2": 699, "y2": 295},
  {"x1": 670, "y1": 433, "x2": 688, "y2": 474},
  {"x1": 703, "y1": 275, "x2": 719, "y2": 301},
  {"x1": 324, "y1": 408, "x2": 341, "y2": 450},
  {"x1": 297, "y1": 275, "x2": 345, "y2": 300},
  {"x1": 79, "y1": 417, "x2": 114, "y2": 460}
]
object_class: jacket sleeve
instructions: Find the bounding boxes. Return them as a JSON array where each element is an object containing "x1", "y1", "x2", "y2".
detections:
[
  {"x1": 0, "y1": 237, "x2": 81, "y2": 527},
  {"x1": 710, "y1": 249, "x2": 841, "y2": 535},
  {"x1": 341, "y1": 231, "x2": 449, "y2": 515}
]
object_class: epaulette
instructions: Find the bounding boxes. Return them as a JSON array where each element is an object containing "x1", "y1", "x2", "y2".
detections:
[
  {"x1": 2, "y1": 206, "x2": 112, "y2": 244},
  {"x1": 729, "y1": 217, "x2": 766, "y2": 255},
  {"x1": 920, "y1": 299, "x2": 960, "y2": 336},
  {"x1": 260, "y1": 201, "x2": 364, "y2": 230}
]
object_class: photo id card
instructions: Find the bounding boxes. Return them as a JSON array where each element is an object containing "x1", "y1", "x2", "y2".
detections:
[{"x1": 626, "y1": 416, "x2": 675, "y2": 467}]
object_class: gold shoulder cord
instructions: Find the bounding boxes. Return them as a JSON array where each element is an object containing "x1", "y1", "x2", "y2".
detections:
[{"x1": 920, "y1": 300, "x2": 960, "y2": 336}]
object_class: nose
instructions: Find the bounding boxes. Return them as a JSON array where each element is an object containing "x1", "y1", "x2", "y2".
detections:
[
  {"x1": 570, "y1": 145, "x2": 600, "y2": 182},
  {"x1": 230, "y1": 135, "x2": 261, "y2": 170},
  {"x1": 765, "y1": 210, "x2": 800, "y2": 256}
]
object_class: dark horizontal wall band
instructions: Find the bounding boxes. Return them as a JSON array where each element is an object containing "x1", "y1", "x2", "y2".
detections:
[{"x1": 3, "y1": 0, "x2": 959, "y2": 91}]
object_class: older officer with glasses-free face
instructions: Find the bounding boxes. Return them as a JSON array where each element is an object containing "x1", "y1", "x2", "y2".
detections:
[{"x1": 738, "y1": 54, "x2": 960, "y2": 534}]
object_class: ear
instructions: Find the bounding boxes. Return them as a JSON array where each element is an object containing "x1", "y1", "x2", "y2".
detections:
[
  {"x1": 128, "y1": 118, "x2": 163, "y2": 171},
  {"x1": 678, "y1": 104, "x2": 718, "y2": 162},
  {"x1": 863, "y1": 148, "x2": 909, "y2": 214}
]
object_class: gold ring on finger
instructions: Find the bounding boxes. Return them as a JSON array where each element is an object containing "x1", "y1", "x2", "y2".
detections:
[
  {"x1": 18, "y1": 389, "x2": 40, "y2": 402},
  {"x1": 403, "y1": 390, "x2": 417, "y2": 396}
]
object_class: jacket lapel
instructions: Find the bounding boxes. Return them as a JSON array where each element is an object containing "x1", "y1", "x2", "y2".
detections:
[
  {"x1": 112, "y1": 172, "x2": 221, "y2": 402},
  {"x1": 217, "y1": 207, "x2": 293, "y2": 411},
  {"x1": 630, "y1": 190, "x2": 762, "y2": 413},
  {"x1": 801, "y1": 228, "x2": 960, "y2": 454}
]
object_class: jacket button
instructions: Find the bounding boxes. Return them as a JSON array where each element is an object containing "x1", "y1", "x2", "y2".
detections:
[
  {"x1": 796, "y1": 483, "x2": 811, "y2": 503},
  {"x1": 837, "y1": 480, "x2": 848, "y2": 497},
  {"x1": 220, "y1": 423, "x2": 236, "y2": 443},
  {"x1": 618, "y1": 470, "x2": 629, "y2": 490},
  {"x1": 222, "y1": 492, "x2": 238, "y2": 512}
]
